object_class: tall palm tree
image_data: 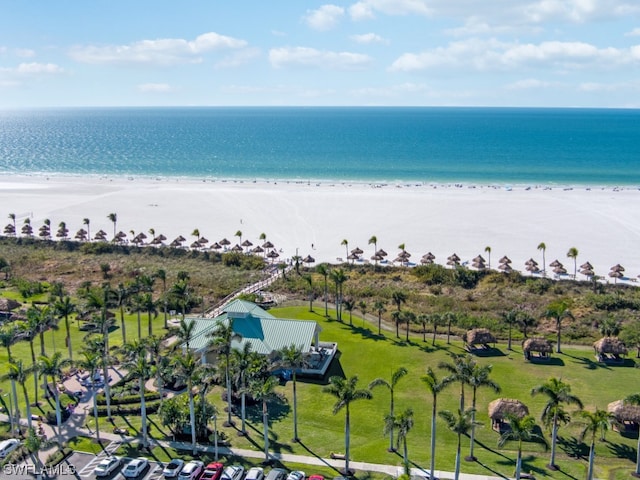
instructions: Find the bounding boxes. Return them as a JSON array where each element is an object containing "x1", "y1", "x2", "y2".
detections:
[
  {"x1": 341, "y1": 239, "x2": 349, "y2": 259},
  {"x1": 155, "y1": 269, "x2": 168, "y2": 328},
  {"x1": 83, "y1": 217, "x2": 91, "y2": 241},
  {"x1": 24, "y1": 307, "x2": 45, "y2": 405},
  {"x1": 438, "y1": 408, "x2": 476, "y2": 480},
  {"x1": 343, "y1": 298, "x2": 355, "y2": 326},
  {"x1": 368, "y1": 235, "x2": 378, "y2": 264},
  {"x1": 567, "y1": 247, "x2": 579, "y2": 278},
  {"x1": 75, "y1": 348, "x2": 102, "y2": 443},
  {"x1": 107, "y1": 212, "x2": 117, "y2": 240},
  {"x1": 537, "y1": 242, "x2": 546, "y2": 276},
  {"x1": 543, "y1": 299, "x2": 574, "y2": 353},
  {"x1": 374, "y1": 300, "x2": 386, "y2": 336},
  {"x1": 121, "y1": 340, "x2": 153, "y2": 447},
  {"x1": 276, "y1": 344, "x2": 308, "y2": 442},
  {"x1": 209, "y1": 319, "x2": 241, "y2": 427},
  {"x1": 439, "y1": 353, "x2": 476, "y2": 410},
  {"x1": 0, "y1": 323, "x2": 19, "y2": 360},
  {"x1": 576, "y1": 408, "x2": 617, "y2": 480},
  {"x1": 140, "y1": 292, "x2": 157, "y2": 337},
  {"x1": 385, "y1": 408, "x2": 414, "y2": 473},
  {"x1": 403, "y1": 310, "x2": 415, "y2": 342},
  {"x1": 391, "y1": 290, "x2": 407, "y2": 316},
  {"x1": 531, "y1": 377, "x2": 583, "y2": 469},
  {"x1": 251, "y1": 375, "x2": 280, "y2": 461},
  {"x1": 467, "y1": 363, "x2": 501, "y2": 461},
  {"x1": 115, "y1": 283, "x2": 130, "y2": 344},
  {"x1": 170, "y1": 280, "x2": 191, "y2": 320},
  {"x1": 9, "y1": 360, "x2": 34, "y2": 429},
  {"x1": 231, "y1": 342, "x2": 258, "y2": 436},
  {"x1": 330, "y1": 268, "x2": 348, "y2": 322},
  {"x1": 484, "y1": 246, "x2": 491, "y2": 269},
  {"x1": 316, "y1": 264, "x2": 330, "y2": 317},
  {"x1": 172, "y1": 351, "x2": 200, "y2": 454},
  {"x1": 444, "y1": 311, "x2": 457, "y2": 345},
  {"x1": 498, "y1": 414, "x2": 547, "y2": 480},
  {"x1": 323, "y1": 376, "x2": 372, "y2": 475},
  {"x1": 235, "y1": 230, "x2": 242, "y2": 246},
  {"x1": 370, "y1": 367, "x2": 408, "y2": 452},
  {"x1": 176, "y1": 318, "x2": 196, "y2": 350},
  {"x1": 0, "y1": 360, "x2": 24, "y2": 432},
  {"x1": 422, "y1": 367, "x2": 447, "y2": 480},
  {"x1": 54, "y1": 296, "x2": 75, "y2": 360},
  {"x1": 501, "y1": 308, "x2": 519, "y2": 351},
  {"x1": 303, "y1": 275, "x2": 314, "y2": 312},
  {"x1": 39, "y1": 352, "x2": 71, "y2": 446},
  {"x1": 431, "y1": 312, "x2": 442, "y2": 346},
  {"x1": 624, "y1": 394, "x2": 640, "y2": 475}
]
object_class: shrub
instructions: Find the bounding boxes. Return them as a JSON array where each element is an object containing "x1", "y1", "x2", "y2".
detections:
[
  {"x1": 96, "y1": 391, "x2": 161, "y2": 405},
  {"x1": 97, "y1": 400, "x2": 160, "y2": 416}
]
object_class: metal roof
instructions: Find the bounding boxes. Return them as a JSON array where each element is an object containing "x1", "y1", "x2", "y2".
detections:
[{"x1": 222, "y1": 299, "x2": 275, "y2": 319}]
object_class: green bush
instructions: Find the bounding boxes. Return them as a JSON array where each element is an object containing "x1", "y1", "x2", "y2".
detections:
[
  {"x1": 97, "y1": 400, "x2": 160, "y2": 416},
  {"x1": 45, "y1": 447, "x2": 72, "y2": 468},
  {"x1": 96, "y1": 391, "x2": 161, "y2": 405}
]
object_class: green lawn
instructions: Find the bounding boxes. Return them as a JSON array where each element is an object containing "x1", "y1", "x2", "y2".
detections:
[{"x1": 3, "y1": 302, "x2": 640, "y2": 480}]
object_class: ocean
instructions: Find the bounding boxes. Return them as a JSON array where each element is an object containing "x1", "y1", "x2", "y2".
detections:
[{"x1": 1, "y1": 107, "x2": 639, "y2": 185}]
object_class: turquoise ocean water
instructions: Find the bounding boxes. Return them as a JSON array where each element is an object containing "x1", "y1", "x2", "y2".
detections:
[{"x1": 1, "y1": 107, "x2": 639, "y2": 185}]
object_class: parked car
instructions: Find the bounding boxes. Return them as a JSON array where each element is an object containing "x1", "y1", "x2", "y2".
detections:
[
  {"x1": 123, "y1": 458, "x2": 149, "y2": 478},
  {"x1": 163, "y1": 459, "x2": 185, "y2": 478},
  {"x1": 287, "y1": 471, "x2": 305, "y2": 480},
  {"x1": 266, "y1": 468, "x2": 287, "y2": 480},
  {"x1": 94, "y1": 456, "x2": 121, "y2": 477},
  {"x1": 245, "y1": 467, "x2": 265, "y2": 480},
  {"x1": 308, "y1": 475, "x2": 324, "y2": 480},
  {"x1": 201, "y1": 462, "x2": 224, "y2": 480},
  {"x1": 221, "y1": 465, "x2": 245, "y2": 480},
  {"x1": 0, "y1": 439, "x2": 20, "y2": 458},
  {"x1": 179, "y1": 460, "x2": 205, "y2": 480}
]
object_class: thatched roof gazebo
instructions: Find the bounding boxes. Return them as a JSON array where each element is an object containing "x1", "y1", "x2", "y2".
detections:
[
  {"x1": 594, "y1": 337, "x2": 628, "y2": 363},
  {"x1": 608, "y1": 400, "x2": 640, "y2": 432},
  {"x1": 522, "y1": 337, "x2": 553, "y2": 361},
  {"x1": 488, "y1": 398, "x2": 530, "y2": 431},
  {"x1": 464, "y1": 328, "x2": 497, "y2": 351}
]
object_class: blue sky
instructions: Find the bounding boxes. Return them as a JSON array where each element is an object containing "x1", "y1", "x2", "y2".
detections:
[{"x1": 1, "y1": 0, "x2": 640, "y2": 107}]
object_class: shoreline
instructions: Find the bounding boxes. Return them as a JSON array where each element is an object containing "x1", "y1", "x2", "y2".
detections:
[{"x1": 1, "y1": 174, "x2": 640, "y2": 285}]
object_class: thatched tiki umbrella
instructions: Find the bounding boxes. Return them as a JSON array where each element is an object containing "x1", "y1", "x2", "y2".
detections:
[
  {"x1": 302, "y1": 255, "x2": 315, "y2": 266},
  {"x1": 464, "y1": 328, "x2": 497, "y2": 350},
  {"x1": 488, "y1": 398, "x2": 530, "y2": 431},
  {"x1": 421, "y1": 252, "x2": 435, "y2": 264},
  {"x1": 94, "y1": 229, "x2": 108, "y2": 241},
  {"x1": 593, "y1": 337, "x2": 627, "y2": 362},
  {"x1": 219, "y1": 238, "x2": 231, "y2": 250},
  {"x1": 522, "y1": 337, "x2": 553, "y2": 361},
  {"x1": 607, "y1": 400, "x2": 640, "y2": 432},
  {"x1": 549, "y1": 259, "x2": 562, "y2": 268},
  {"x1": 608, "y1": 269, "x2": 624, "y2": 284},
  {"x1": 499, "y1": 255, "x2": 512, "y2": 265}
]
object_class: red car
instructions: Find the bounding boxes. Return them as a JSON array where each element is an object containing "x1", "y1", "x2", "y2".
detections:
[
  {"x1": 308, "y1": 476, "x2": 324, "y2": 480},
  {"x1": 201, "y1": 463, "x2": 225, "y2": 480}
]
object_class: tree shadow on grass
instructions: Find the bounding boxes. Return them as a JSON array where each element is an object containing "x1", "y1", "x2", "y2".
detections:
[
  {"x1": 350, "y1": 325, "x2": 387, "y2": 342},
  {"x1": 244, "y1": 397, "x2": 291, "y2": 427},
  {"x1": 607, "y1": 440, "x2": 636, "y2": 462},
  {"x1": 561, "y1": 353, "x2": 609, "y2": 371},
  {"x1": 494, "y1": 454, "x2": 546, "y2": 479},
  {"x1": 557, "y1": 435, "x2": 588, "y2": 460},
  {"x1": 473, "y1": 438, "x2": 513, "y2": 461},
  {"x1": 297, "y1": 440, "x2": 343, "y2": 473}
]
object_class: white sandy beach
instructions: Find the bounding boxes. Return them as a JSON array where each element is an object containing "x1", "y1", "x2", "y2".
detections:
[{"x1": 1, "y1": 175, "x2": 639, "y2": 284}]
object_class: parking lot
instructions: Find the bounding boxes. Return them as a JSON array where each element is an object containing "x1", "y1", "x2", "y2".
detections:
[{"x1": 0, "y1": 449, "x2": 165, "y2": 480}]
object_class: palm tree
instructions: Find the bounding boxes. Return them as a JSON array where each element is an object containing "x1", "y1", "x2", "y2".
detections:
[
  {"x1": 544, "y1": 299, "x2": 574, "y2": 353},
  {"x1": 39, "y1": 352, "x2": 71, "y2": 446},
  {"x1": 122, "y1": 340, "x2": 153, "y2": 447},
  {"x1": 438, "y1": 408, "x2": 476, "y2": 480},
  {"x1": 140, "y1": 292, "x2": 157, "y2": 337},
  {"x1": 467, "y1": 363, "x2": 501, "y2": 461},
  {"x1": 385, "y1": 408, "x2": 414, "y2": 473},
  {"x1": 251, "y1": 375, "x2": 280, "y2": 461},
  {"x1": 231, "y1": 342, "x2": 258, "y2": 436},
  {"x1": 24, "y1": 426, "x2": 52, "y2": 476},
  {"x1": 170, "y1": 280, "x2": 191, "y2": 320},
  {"x1": 374, "y1": 300, "x2": 386, "y2": 336},
  {"x1": 276, "y1": 344, "x2": 308, "y2": 442},
  {"x1": 567, "y1": 247, "x2": 579, "y2": 278},
  {"x1": 518, "y1": 312, "x2": 537, "y2": 339},
  {"x1": 501, "y1": 308, "x2": 519, "y2": 351},
  {"x1": 368, "y1": 235, "x2": 378, "y2": 264},
  {"x1": 316, "y1": 264, "x2": 330, "y2": 317},
  {"x1": 576, "y1": 408, "x2": 617, "y2": 480},
  {"x1": 417, "y1": 314, "x2": 429, "y2": 342},
  {"x1": 624, "y1": 394, "x2": 640, "y2": 475},
  {"x1": 323, "y1": 376, "x2": 372, "y2": 475},
  {"x1": 235, "y1": 230, "x2": 242, "y2": 246},
  {"x1": 155, "y1": 269, "x2": 169, "y2": 328},
  {"x1": 444, "y1": 311, "x2": 457, "y2": 345},
  {"x1": 341, "y1": 239, "x2": 349, "y2": 259},
  {"x1": 8, "y1": 360, "x2": 34, "y2": 430},
  {"x1": 431, "y1": 312, "x2": 442, "y2": 346},
  {"x1": 0, "y1": 360, "x2": 24, "y2": 433},
  {"x1": 303, "y1": 275, "x2": 314, "y2": 312},
  {"x1": 107, "y1": 212, "x2": 117, "y2": 240},
  {"x1": 176, "y1": 318, "x2": 196, "y2": 350},
  {"x1": 54, "y1": 296, "x2": 75, "y2": 360},
  {"x1": 0, "y1": 323, "x2": 19, "y2": 360},
  {"x1": 343, "y1": 298, "x2": 355, "y2": 326},
  {"x1": 24, "y1": 307, "x2": 46, "y2": 405},
  {"x1": 391, "y1": 290, "x2": 407, "y2": 314},
  {"x1": 330, "y1": 268, "x2": 347, "y2": 322},
  {"x1": 422, "y1": 367, "x2": 447, "y2": 480},
  {"x1": 439, "y1": 353, "x2": 476, "y2": 410},
  {"x1": 531, "y1": 377, "x2": 583, "y2": 469},
  {"x1": 115, "y1": 282, "x2": 130, "y2": 343},
  {"x1": 75, "y1": 348, "x2": 102, "y2": 443},
  {"x1": 484, "y1": 246, "x2": 491, "y2": 269},
  {"x1": 172, "y1": 351, "x2": 200, "y2": 454},
  {"x1": 498, "y1": 414, "x2": 547, "y2": 480},
  {"x1": 403, "y1": 310, "x2": 415, "y2": 342},
  {"x1": 209, "y1": 319, "x2": 241, "y2": 427},
  {"x1": 537, "y1": 242, "x2": 546, "y2": 276},
  {"x1": 83, "y1": 217, "x2": 91, "y2": 241},
  {"x1": 369, "y1": 367, "x2": 408, "y2": 452}
]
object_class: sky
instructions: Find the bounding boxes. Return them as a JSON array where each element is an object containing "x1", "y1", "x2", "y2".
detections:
[{"x1": 1, "y1": 0, "x2": 640, "y2": 108}]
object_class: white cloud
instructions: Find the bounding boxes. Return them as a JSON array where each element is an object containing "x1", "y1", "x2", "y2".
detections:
[
  {"x1": 304, "y1": 5, "x2": 345, "y2": 31},
  {"x1": 578, "y1": 80, "x2": 640, "y2": 92},
  {"x1": 0, "y1": 62, "x2": 64, "y2": 88},
  {"x1": 15, "y1": 62, "x2": 64, "y2": 74},
  {"x1": 137, "y1": 83, "x2": 173, "y2": 93},
  {"x1": 350, "y1": 33, "x2": 389, "y2": 44},
  {"x1": 390, "y1": 39, "x2": 640, "y2": 72},
  {"x1": 349, "y1": 0, "x2": 432, "y2": 20},
  {"x1": 625, "y1": 27, "x2": 640, "y2": 37},
  {"x1": 69, "y1": 32, "x2": 247, "y2": 66},
  {"x1": 506, "y1": 78, "x2": 556, "y2": 89},
  {"x1": 15, "y1": 48, "x2": 35, "y2": 58},
  {"x1": 215, "y1": 48, "x2": 260, "y2": 68},
  {"x1": 269, "y1": 47, "x2": 372, "y2": 70}
]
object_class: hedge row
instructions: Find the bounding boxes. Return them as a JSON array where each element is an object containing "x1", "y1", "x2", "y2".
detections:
[
  {"x1": 96, "y1": 391, "x2": 161, "y2": 405},
  {"x1": 96, "y1": 401, "x2": 160, "y2": 417}
]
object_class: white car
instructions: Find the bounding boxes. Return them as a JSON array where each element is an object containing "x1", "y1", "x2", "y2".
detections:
[
  {"x1": 163, "y1": 459, "x2": 185, "y2": 478},
  {"x1": 123, "y1": 458, "x2": 149, "y2": 478},
  {"x1": 178, "y1": 460, "x2": 204, "y2": 480},
  {"x1": 0, "y1": 439, "x2": 20, "y2": 458},
  {"x1": 94, "y1": 456, "x2": 121, "y2": 477},
  {"x1": 246, "y1": 467, "x2": 265, "y2": 480},
  {"x1": 287, "y1": 471, "x2": 305, "y2": 480},
  {"x1": 221, "y1": 465, "x2": 245, "y2": 480}
]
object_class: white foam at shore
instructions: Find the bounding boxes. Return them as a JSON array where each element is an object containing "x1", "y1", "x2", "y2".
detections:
[{"x1": 1, "y1": 174, "x2": 639, "y2": 284}]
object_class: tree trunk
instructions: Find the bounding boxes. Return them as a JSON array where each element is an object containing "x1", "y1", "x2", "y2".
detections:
[
  {"x1": 30, "y1": 341, "x2": 39, "y2": 405},
  {"x1": 140, "y1": 377, "x2": 148, "y2": 447},
  {"x1": 587, "y1": 441, "x2": 595, "y2": 480},
  {"x1": 137, "y1": 311, "x2": 142, "y2": 339},
  {"x1": 21, "y1": 384, "x2": 32, "y2": 430},
  {"x1": 507, "y1": 323, "x2": 513, "y2": 351},
  {"x1": 389, "y1": 393, "x2": 395, "y2": 452},
  {"x1": 240, "y1": 391, "x2": 246, "y2": 435},
  {"x1": 93, "y1": 384, "x2": 101, "y2": 444},
  {"x1": 225, "y1": 358, "x2": 233, "y2": 426},
  {"x1": 10, "y1": 379, "x2": 20, "y2": 431},
  {"x1": 454, "y1": 434, "x2": 461, "y2": 480},
  {"x1": 323, "y1": 278, "x2": 328, "y2": 317},
  {"x1": 148, "y1": 312, "x2": 153, "y2": 337},
  {"x1": 292, "y1": 373, "x2": 299, "y2": 441},
  {"x1": 468, "y1": 390, "x2": 477, "y2": 460},
  {"x1": 189, "y1": 388, "x2": 196, "y2": 454},
  {"x1": 344, "y1": 407, "x2": 351, "y2": 475},
  {"x1": 515, "y1": 447, "x2": 522, "y2": 480},
  {"x1": 635, "y1": 432, "x2": 640, "y2": 475},
  {"x1": 556, "y1": 320, "x2": 562, "y2": 353},
  {"x1": 430, "y1": 396, "x2": 437, "y2": 479},
  {"x1": 263, "y1": 400, "x2": 270, "y2": 460},
  {"x1": 64, "y1": 315, "x2": 72, "y2": 360},
  {"x1": 549, "y1": 415, "x2": 558, "y2": 468},
  {"x1": 120, "y1": 306, "x2": 127, "y2": 344}
]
